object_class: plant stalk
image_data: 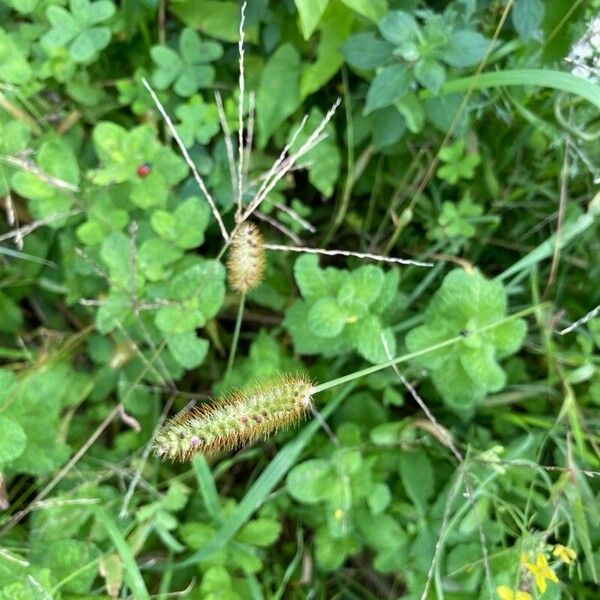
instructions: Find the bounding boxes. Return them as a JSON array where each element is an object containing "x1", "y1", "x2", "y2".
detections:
[
  {"x1": 311, "y1": 304, "x2": 544, "y2": 395},
  {"x1": 225, "y1": 292, "x2": 246, "y2": 379}
]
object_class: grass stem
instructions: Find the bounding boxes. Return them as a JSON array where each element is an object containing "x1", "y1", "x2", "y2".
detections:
[{"x1": 225, "y1": 292, "x2": 246, "y2": 379}]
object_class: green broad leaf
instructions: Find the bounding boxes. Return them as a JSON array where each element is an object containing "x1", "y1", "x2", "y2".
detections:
[
  {"x1": 155, "y1": 304, "x2": 205, "y2": 334},
  {"x1": 341, "y1": 32, "x2": 394, "y2": 70},
  {"x1": 3, "y1": 0, "x2": 40, "y2": 14},
  {"x1": 150, "y1": 210, "x2": 177, "y2": 241},
  {"x1": 460, "y1": 345, "x2": 506, "y2": 391},
  {"x1": 151, "y1": 29, "x2": 221, "y2": 96},
  {"x1": 308, "y1": 297, "x2": 347, "y2": 338},
  {"x1": 178, "y1": 27, "x2": 222, "y2": 64},
  {"x1": 315, "y1": 527, "x2": 357, "y2": 570},
  {"x1": 31, "y1": 539, "x2": 100, "y2": 594},
  {"x1": 175, "y1": 95, "x2": 219, "y2": 147},
  {"x1": 356, "y1": 512, "x2": 406, "y2": 550},
  {"x1": 100, "y1": 232, "x2": 131, "y2": 289},
  {"x1": 257, "y1": 44, "x2": 302, "y2": 147},
  {"x1": 512, "y1": 0, "x2": 544, "y2": 41},
  {"x1": 171, "y1": 1, "x2": 257, "y2": 43},
  {"x1": 284, "y1": 300, "x2": 353, "y2": 357},
  {"x1": 443, "y1": 30, "x2": 489, "y2": 68},
  {"x1": 353, "y1": 315, "x2": 396, "y2": 364},
  {"x1": 405, "y1": 268, "x2": 524, "y2": 410},
  {"x1": 96, "y1": 292, "x2": 131, "y2": 334},
  {"x1": 286, "y1": 459, "x2": 333, "y2": 504},
  {"x1": 489, "y1": 318, "x2": 527, "y2": 358},
  {"x1": 378, "y1": 10, "x2": 419, "y2": 45},
  {"x1": 300, "y1": 1, "x2": 353, "y2": 98},
  {"x1": 373, "y1": 268, "x2": 400, "y2": 314},
  {"x1": 152, "y1": 197, "x2": 210, "y2": 249},
  {"x1": 3, "y1": 365, "x2": 72, "y2": 474},
  {"x1": 367, "y1": 482, "x2": 391, "y2": 514},
  {"x1": 340, "y1": 0, "x2": 386, "y2": 23},
  {"x1": 350, "y1": 265, "x2": 384, "y2": 307},
  {"x1": 70, "y1": 27, "x2": 111, "y2": 62},
  {"x1": 294, "y1": 0, "x2": 329, "y2": 40},
  {"x1": 237, "y1": 519, "x2": 282, "y2": 547},
  {"x1": 138, "y1": 239, "x2": 182, "y2": 281},
  {"x1": 84, "y1": 0, "x2": 115, "y2": 25},
  {"x1": 399, "y1": 451, "x2": 434, "y2": 512},
  {"x1": 366, "y1": 106, "x2": 406, "y2": 149},
  {"x1": 0, "y1": 416, "x2": 27, "y2": 465},
  {"x1": 293, "y1": 254, "x2": 348, "y2": 299},
  {"x1": 0, "y1": 28, "x2": 32, "y2": 84},
  {"x1": 414, "y1": 58, "x2": 446, "y2": 93},
  {"x1": 167, "y1": 331, "x2": 209, "y2": 369},
  {"x1": 150, "y1": 46, "x2": 183, "y2": 89},
  {"x1": 364, "y1": 64, "x2": 411, "y2": 114}
]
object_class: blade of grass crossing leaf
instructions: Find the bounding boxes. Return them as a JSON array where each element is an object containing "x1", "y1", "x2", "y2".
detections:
[
  {"x1": 170, "y1": 382, "x2": 357, "y2": 569},
  {"x1": 0, "y1": 246, "x2": 56, "y2": 267},
  {"x1": 92, "y1": 506, "x2": 150, "y2": 600},
  {"x1": 428, "y1": 69, "x2": 600, "y2": 110},
  {"x1": 193, "y1": 455, "x2": 222, "y2": 522},
  {"x1": 496, "y1": 195, "x2": 600, "y2": 282}
]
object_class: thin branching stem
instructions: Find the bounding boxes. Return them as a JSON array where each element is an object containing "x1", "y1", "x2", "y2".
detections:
[
  {"x1": 142, "y1": 78, "x2": 230, "y2": 242},
  {"x1": 263, "y1": 243, "x2": 432, "y2": 267},
  {"x1": 236, "y1": 2, "x2": 247, "y2": 220}
]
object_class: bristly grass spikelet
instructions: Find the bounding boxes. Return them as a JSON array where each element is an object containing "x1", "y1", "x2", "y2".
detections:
[
  {"x1": 227, "y1": 221, "x2": 265, "y2": 293},
  {"x1": 153, "y1": 374, "x2": 313, "y2": 461}
]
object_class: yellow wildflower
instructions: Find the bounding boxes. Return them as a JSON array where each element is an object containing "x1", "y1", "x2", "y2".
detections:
[
  {"x1": 496, "y1": 584, "x2": 532, "y2": 600},
  {"x1": 525, "y1": 553, "x2": 559, "y2": 593},
  {"x1": 553, "y1": 544, "x2": 576, "y2": 564}
]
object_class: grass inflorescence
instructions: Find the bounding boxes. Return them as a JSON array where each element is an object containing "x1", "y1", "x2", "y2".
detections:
[
  {"x1": 153, "y1": 373, "x2": 313, "y2": 460},
  {"x1": 226, "y1": 222, "x2": 265, "y2": 293}
]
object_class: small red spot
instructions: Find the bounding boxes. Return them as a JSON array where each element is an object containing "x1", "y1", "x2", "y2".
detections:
[{"x1": 137, "y1": 163, "x2": 151, "y2": 177}]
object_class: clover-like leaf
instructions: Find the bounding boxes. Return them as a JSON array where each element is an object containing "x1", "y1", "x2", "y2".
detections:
[
  {"x1": 308, "y1": 297, "x2": 347, "y2": 338},
  {"x1": 175, "y1": 95, "x2": 220, "y2": 147},
  {"x1": 286, "y1": 256, "x2": 400, "y2": 364},
  {"x1": 42, "y1": 0, "x2": 115, "y2": 63},
  {"x1": 405, "y1": 268, "x2": 526, "y2": 410},
  {"x1": 151, "y1": 28, "x2": 222, "y2": 97}
]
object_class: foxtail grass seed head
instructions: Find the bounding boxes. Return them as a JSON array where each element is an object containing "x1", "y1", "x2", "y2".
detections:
[
  {"x1": 153, "y1": 374, "x2": 313, "y2": 461},
  {"x1": 227, "y1": 222, "x2": 265, "y2": 293}
]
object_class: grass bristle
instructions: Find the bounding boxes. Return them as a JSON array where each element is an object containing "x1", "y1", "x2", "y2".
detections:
[
  {"x1": 153, "y1": 374, "x2": 313, "y2": 461},
  {"x1": 227, "y1": 222, "x2": 265, "y2": 293}
]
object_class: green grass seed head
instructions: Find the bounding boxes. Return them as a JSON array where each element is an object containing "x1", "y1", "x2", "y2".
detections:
[{"x1": 153, "y1": 373, "x2": 314, "y2": 461}]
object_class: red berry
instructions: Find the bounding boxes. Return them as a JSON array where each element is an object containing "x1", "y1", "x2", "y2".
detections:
[{"x1": 137, "y1": 163, "x2": 151, "y2": 177}]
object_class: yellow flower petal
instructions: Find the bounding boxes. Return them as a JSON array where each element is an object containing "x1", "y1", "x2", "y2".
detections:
[
  {"x1": 553, "y1": 544, "x2": 577, "y2": 564},
  {"x1": 534, "y1": 572, "x2": 547, "y2": 593},
  {"x1": 496, "y1": 585, "x2": 514, "y2": 600},
  {"x1": 515, "y1": 592, "x2": 532, "y2": 600}
]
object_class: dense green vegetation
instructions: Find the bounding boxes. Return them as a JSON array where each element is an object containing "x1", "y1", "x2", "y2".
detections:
[{"x1": 0, "y1": 0, "x2": 599, "y2": 598}]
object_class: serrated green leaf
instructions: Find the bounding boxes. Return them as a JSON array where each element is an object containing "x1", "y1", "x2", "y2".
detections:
[
  {"x1": 237, "y1": 518, "x2": 282, "y2": 547},
  {"x1": 308, "y1": 297, "x2": 347, "y2": 338},
  {"x1": 364, "y1": 64, "x2": 411, "y2": 114},
  {"x1": 342, "y1": 32, "x2": 394, "y2": 70},
  {"x1": 167, "y1": 331, "x2": 209, "y2": 369},
  {"x1": 378, "y1": 11, "x2": 419, "y2": 45},
  {"x1": 443, "y1": 30, "x2": 489, "y2": 68},
  {"x1": 287, "y1": 459, "x2": 333, "y2": 504},
  {"x1": 399, "y1": 450, "x2": 434, "y2": 511}
]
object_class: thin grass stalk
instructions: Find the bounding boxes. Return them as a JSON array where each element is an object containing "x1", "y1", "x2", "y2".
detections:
[{"x1": 225, "y1": 292, "x2": 246, "y2": 380}]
